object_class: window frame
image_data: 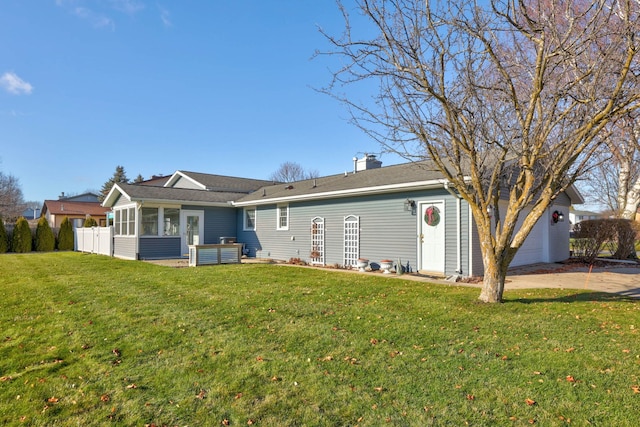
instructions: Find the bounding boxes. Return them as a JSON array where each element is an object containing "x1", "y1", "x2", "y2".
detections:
[
  {"x1": 276, "y1": 204, "x2": 289, "y2": 230},
  {"x1": 243, "y1": 207, "x2": 256, "y2": 231},
  {"x1": 113, "y1": 204, "x2": 137, "y2": 237}
]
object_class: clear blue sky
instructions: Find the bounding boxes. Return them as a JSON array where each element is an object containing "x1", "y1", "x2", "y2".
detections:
[{"x1": 1, "y1": 0, "x2": 401, "y2": 203}]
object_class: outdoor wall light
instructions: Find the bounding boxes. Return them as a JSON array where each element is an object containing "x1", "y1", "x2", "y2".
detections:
[
  {"x1": 404, "y1": 199, "x2": 416, "y2": 211},
  {"x1": 552, "y1": 210, "x2": 565, "y2": 223}
]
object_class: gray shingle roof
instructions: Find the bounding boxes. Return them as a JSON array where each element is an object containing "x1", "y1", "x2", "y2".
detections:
[
  {"x1": 114, "y1": 183, "x2": 247, "y2": 205},
  {"x1": 235, "y1": 161, "x2": 446, "y2": 204},
  {"x1": 176, "y1": 171, "x2": 275, "y2": 193}
]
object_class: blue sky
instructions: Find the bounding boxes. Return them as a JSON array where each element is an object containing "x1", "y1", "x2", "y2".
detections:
[{"x1": 1, "y1": 0, "x2": 401, "y2": 203}]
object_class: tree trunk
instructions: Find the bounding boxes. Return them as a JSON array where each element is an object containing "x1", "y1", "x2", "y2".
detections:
[{"x1": 478, "y1": 254, "x2": 509, "y2": 303}]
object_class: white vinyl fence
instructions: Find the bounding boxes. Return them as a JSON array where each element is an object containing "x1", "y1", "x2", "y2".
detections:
[{"x1": 75, "y1": 226, "x2": 113, "y2": 256}]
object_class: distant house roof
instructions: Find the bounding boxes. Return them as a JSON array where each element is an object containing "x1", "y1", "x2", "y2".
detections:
[
  {"x1": 58, "y1": 192, "x2": 100, "y2": 203},
  {"x1": 138, "y1": 175, "x2": 171, "y2": 186},
  {"x1": 42, "y1": 200, "x2": 107, "y2": 217}
]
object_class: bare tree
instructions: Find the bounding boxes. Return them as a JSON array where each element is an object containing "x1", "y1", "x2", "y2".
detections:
[
  {"x1": 582, "y1": 114, "x2": 640, "y2": 217},
  {"x1": 321, "y1": 0, "x2": 640, "y2": 302},
  {"x1": 0, "y1": 172, "x2": 26, "y2": 221},
  {"x1": 269, "y1": 161, "x2": 320, "y2": 183}
]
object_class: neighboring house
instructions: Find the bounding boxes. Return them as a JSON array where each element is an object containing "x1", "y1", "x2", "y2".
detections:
[
  {"x1": 41, "y1": 199, "x2": 108, "y2": 229},
  {"x1": 569, "y1": 209, "x2": 601, "y2": 227},
  {"x1": 22, "y1": 207, "x2": 41, "y2": 220},
  {"x1": 57, "y1": 192, "x2": 100, "y2": 203},
  {"x1": 102, "y1": 157, "x2": 582, "y2": 277}
]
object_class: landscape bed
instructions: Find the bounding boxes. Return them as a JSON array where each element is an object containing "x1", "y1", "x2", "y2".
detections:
[{"x1": 0, "y1": 253, "x2": 638, "y2": 426}]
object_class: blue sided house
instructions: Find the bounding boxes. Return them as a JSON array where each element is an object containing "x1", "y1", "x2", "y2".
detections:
[{"x1": 102, "y1": 155, "x2": 582, "y2": 277}]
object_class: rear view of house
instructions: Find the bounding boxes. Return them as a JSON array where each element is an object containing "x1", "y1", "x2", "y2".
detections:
[{"x1": 101, "y1": 156, "x2": 581, "y2": 277}]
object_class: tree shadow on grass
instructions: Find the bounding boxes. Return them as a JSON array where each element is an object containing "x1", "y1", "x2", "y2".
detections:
[{"x1": 507, "y1": 289, "x2": 640, "y2": 304}]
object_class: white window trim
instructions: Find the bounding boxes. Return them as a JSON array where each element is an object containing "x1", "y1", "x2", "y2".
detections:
[
  {"x1": 243, "y1": 207, "x2": 256, "y2": 231},
  {"x1": 277, "y1": 204, "x2": 289, "y2": 231},
  {"x1": 113, "y1": 203, "x2": 137, "y2": 237}
]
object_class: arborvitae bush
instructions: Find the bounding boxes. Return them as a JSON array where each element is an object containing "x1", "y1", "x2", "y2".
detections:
[
  {"x1": 57, "y1": 216, "x2": 74, "y2": 251},
  {"x1": 12, "y1": 217, "x2": 33, "y2": 253},
  {"x1": 0, "y1": 216, "x2": 8, "y2": 253},
  {"x1": 35, "y1": 217, "x2": 56, "y2": 252},
  {"x1": 84, "y1": 216, "x2": 98, "y2": 227}
]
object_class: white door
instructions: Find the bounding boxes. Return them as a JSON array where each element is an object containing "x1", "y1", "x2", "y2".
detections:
[
  {"x1": 181, "y1": 210, "x2": 204, "y2": 256},
  {"x1": 419, "y1": 201, "x2": 445, "y2": 273}
]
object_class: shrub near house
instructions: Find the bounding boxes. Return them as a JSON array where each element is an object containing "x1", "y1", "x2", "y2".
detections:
[
  {"x1": 35, "y1": 216, "x2": 56, "y2": 252},
  {"x1": 11, "y1": 217, "x2": 32, "y2": 253},
  {"x1": 57, "y1": 217, "x2": 74, "y2": 251},
  {"x1": 0, "y1": 216, "x2": 8, "y2": 253}
]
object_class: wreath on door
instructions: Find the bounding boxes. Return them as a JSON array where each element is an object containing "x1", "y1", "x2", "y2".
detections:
[{"x1": 424, "y1": 205, "x2": 440, "y2": 226}]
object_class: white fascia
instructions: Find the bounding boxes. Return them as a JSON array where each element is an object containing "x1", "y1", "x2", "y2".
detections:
[
  {"x1": 233, "y1": 179, "x2": 447, "y2": 207},
  {"x1": 102, "y1": 183, "x2": 131, "y2": 208}
]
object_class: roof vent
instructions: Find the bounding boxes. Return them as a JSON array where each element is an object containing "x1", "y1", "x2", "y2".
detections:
[{"x1": 355, "y1": 154, "x2": 382, "y2": 172}]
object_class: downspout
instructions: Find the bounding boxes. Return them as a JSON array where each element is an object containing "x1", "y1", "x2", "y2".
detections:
[{"x1": 443, "y1": 181, "x2": 463, "y2": 275}]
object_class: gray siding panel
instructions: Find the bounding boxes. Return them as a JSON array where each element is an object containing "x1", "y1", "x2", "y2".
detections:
[
  {"x1": 237, "y1": 190, "x2": 472, "y2": 276},
  {"x1": 183, "y1": 205, "x2": 237, "y2": 244},
  {"x1": 172, "y1": 176, "x2": 202, "y2": 190},
  {"x1": 113, "y1": 236, "x2": 136, "y2": 260},
  {"x1": 139, "y1": 237, "x2": 181, "y2": 259}
]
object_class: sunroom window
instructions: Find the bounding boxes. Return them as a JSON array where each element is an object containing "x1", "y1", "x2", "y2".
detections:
[{"x1": 141, "y1": 208, "x2": 158, "y2": 236}]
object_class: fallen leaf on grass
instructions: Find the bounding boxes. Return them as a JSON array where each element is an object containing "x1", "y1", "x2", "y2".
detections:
[
  {"x1": 525, "y1": 398, "x2": 536, "y2": 406},
  {"x1": 374, "y1": 387, "x2": 384, "y2": 392},
  {"x1": 196, "y1": 390, "x2": 207, "y2": 399},
  {"x1": 632, "y1": 385, "x2": 640, "y2": 394},
  {"x1": 221, "y1": 419, "x2": 230, "y2": 426},
  {"x1": 47, "y1": 397, "x2": 59, "y2": 403},
  {"x1": 566, "y1": 376, "x2": 576, "y2": 383},
  {"x1": 126, "y1": 383, "x2": 137, "y2": 389},
  {"x1": 235, "y1": 392, "x2": 243, "y2": 399},
  {"x1": 100, "y1": 394, "x2": 110, "y2": 402},
  {"x1": 466, "y1": 394, "x2": 475, "y2": 401}
]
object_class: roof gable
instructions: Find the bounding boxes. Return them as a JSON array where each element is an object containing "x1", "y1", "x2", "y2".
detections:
[{"x1": 165, "y1": 171, "x2": 273, "y2": 193}]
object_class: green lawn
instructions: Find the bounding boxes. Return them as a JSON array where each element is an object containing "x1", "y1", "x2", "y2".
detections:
[{"x1": 1, "y1": 253, "x2": 638, "y2": 426}]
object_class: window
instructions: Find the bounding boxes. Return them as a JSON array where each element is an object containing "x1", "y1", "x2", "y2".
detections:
[
  {"x1": 114, "y1": 210, "x2": 121, "y2": 235},
  {"x1": 141, "y1": 208, "x2": 158, "y2": 236},
  {"x1": 127, "y1": 207, "x2": 135, "y2": 235},
  {"x1": 244, "y1": 208, "x2": 256, "y2": 231},
  {"x1": 114, "y1": 206, "x2": 136, "y2": 236},
  {"x1": 164, "y1": 208, "x2": 180, "y2": 236},
  {"x1": 277, "y1": 204, "x2": 289, "y2": 230}
]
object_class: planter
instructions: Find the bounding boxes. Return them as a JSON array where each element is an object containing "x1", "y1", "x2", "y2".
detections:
[
  {"x1": 380, "y1": 260, "x2": 393, "y2": 274},
  {"x1": 356, "y1": 258, "x2": 369, "y2": 272}
]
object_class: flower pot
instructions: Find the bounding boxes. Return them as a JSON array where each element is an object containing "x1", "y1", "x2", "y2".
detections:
[
  {"x1": 380, "y1": 260, "x2": 393, "y2": 274},
  {"x1": 356, "y1": 258, "x2": 369, "y2": 272}
]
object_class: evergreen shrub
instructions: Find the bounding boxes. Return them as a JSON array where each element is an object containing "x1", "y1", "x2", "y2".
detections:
[
  {"x1": 0, "y1": 216, "x2": 8, "y2": 253},
  {"x1": 12, "y1": 217, "x2": 32, "y2": 253},
  {"x1": 57, "y1": 217, "x2": 74, "y2": 251},
  {"x1": 35, "y1": 217, "x2": 56, "y2": 252}
]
